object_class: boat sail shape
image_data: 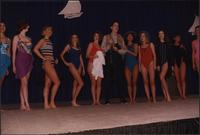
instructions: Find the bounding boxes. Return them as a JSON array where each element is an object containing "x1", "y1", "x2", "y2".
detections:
[
  {"x1": 188, "y1": 15, "x2": 199, "y2": 35},
  {"x1": 58, "y1": 0, "x2": 83, "y2": 19}
]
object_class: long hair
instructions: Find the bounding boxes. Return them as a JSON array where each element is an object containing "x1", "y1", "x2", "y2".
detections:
[
  {"x1": 156, "y1": 30, "x2": 170, "y2": 44},
  {"x1": 124, "y1": 31, "x2": 137, "y2": 46},
  {"x1": 69, "y1": 34, "x2": 80, "y2": 49},
  {"x1": 90, "y1": 31, "x2": 103, "y2": 45},
  {"x1": 138, "y1": 31, "x2": 150, "y2": 45},
  {"x1": 17, "y1": 21, "x2": 29, "y2": 34},
  {"x1": 173, "y1": 33, "x2": 183, "y2": 46}
]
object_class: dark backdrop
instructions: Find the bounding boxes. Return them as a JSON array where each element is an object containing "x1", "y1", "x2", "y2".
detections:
[{"x1": 1, "y1": 0, "x2": 199, "y2": 104}]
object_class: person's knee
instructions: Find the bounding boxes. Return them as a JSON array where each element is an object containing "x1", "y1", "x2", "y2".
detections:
[
  {"x1": 45, "y1": 81, "x2": 51, "y2": 89},
  {"x1": 79, "y1": 80, "x2": 84, "y2": 87},
  {"x1": 150, "y1": 80, "x2": 155, "y2": 86},
  {"x1": 54, "y1": 79, "x2": 60, "y2": 87},
  {"x1": 21, "y1": 79, "x2": 28, "y2": 87},
  {"x1": 143, "y1": 78, "x2": 149, "y2": 85},
  {"x1": 159, "y1": 74, "x2": 165, "y2": 81}
]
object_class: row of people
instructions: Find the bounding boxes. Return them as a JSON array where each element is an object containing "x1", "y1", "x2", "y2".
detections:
[{"x1": 0, "y1": 21, "x2": 199, "y2": 111}]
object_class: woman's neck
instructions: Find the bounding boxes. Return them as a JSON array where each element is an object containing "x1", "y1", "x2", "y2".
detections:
[
  {"x1": 44, "y1": 36, "x2": 49, "y2": 40},
  {"x1": 160, "y1": 39, "x2": 165, "y2": 43},
  {"x1": 111, "y1": 32, "x2": 117, "y2": 36},
  {"x1": 72, "y1": 43, "x2": 77, "y2": 48},
  {"x1": 94, "y1": 40, "x2": 99, "y2": 45},
  {"x1": 175, "y1": 41, "x2": 180, "y2": 46},
  {"x1": 0, "y1": 32, "x2": 5, "y2": 38},
  {"x1": 19, "y1": 31, "x2": 26, "y2": 37},
  {"x1": 127, "y1": 41, "x2": 133, "y2": 45}
]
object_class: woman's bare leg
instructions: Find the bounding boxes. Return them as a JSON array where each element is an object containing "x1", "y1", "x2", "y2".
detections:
[
  {"x1": 132, "y1": 64, "x2": 139, "y2": 103},
  {"x1": 125, "y1": 67, "x2": 133, "y2": 103},
  {"x1": 72, "y1": 80, "x2": 78, "y2": 106},
  {"x1": 88, "y1": 63, "x2": 97, "y2": 105},
  {"x1": 180, "y1": 62, "x2": 186, "y2": 99},
  {"x1": 44, "y1": 62, "x2": 60, "y2": 109},
  {"x1": 141, "y1": 65, "x2": 151, "y2": 101},
  {"x1": 96, "y1": 77, "x2": 102, "y2": 105},
  {"x1": 0, "y1": 76, "x2": 5, "y2": 89},
  {"x1": 160, "y1": 63, "x2": 171, "y2": 102},
  {"x1": 20, "y1": 75, "x2": 30, "y2": 111},
  {"x1": 69, "y1": 66, "x2": 84, "y2": 106},
  {"x1": 149, "y1": 62, "x2": 156, "y2": 103},
  {"x1": 43, "y1": 74, "x2": 52, "y2": 109},
  {"x1": 174, "y1": 64, "x2": 183, "y2": 98}
]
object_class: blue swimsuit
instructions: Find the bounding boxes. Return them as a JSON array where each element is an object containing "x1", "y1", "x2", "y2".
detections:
[
  {"x1": 0, "y1": 41, "x2": 11, "y2": 79},
  {"x1": 125, "y1": 44, "x2": 138, "y2": 71},
  {"x1": 67, "y1": 46, "x2": 81, "y2": 69}
]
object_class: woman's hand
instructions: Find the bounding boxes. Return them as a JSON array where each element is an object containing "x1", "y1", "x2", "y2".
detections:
[
  {"x1": 13, "y1": 65, "x2": 16, "y2": 74},
  {"x1": 157, "y1": 66, "x2": 160, "y2": 71},
  {"x1": 55, "y1": 59, "x2": 59, "y2": 64},
  {"x1": 6, "y1": 70, "x2": 9, "y2": 76},
  {"x1": 139, "y1": 64, "x2": 141, "y2": 72},
  {"x1": 82, "y1": 68, "x2": 85, "y2": 76},
  {"x1": 66, "y1": 62, "x2": 74, "y2": 68}
]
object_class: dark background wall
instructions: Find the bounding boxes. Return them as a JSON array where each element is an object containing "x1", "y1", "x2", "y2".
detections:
[{"x1": 1, "y1": 0, "x2": 199, "y2": 104}]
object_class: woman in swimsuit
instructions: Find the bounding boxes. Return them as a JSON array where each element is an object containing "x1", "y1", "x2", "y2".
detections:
[
  {"x1": 0, "y1": 22, "x2": 11, "y2": 88},
  {"x1": 34, "y1": 26, "x2": 60, "y2": 109},
  {"x1": 124, "y1": 31, "x2": 139, "y2": 104},
  {"x1": 60, "y1": 34, "x2": 85, "y2": 106},
  {"x1": 86, "y1": 32, "x2": 103, "y2": 105},
  {"x1": 172, "y1": 34, "x2": 187, "y2": 99},
  {"x1": 138, "y1": 31, "x2": 157, "y2": 103},
  {"x1": 192, "y1": 25, "x2": 199, "y2": 73},
  {"x1": 155, "y1": 30, "x2": 171, "y2": 102},
  {"x1": 12, "y1": 22, "x2": 33, "y2": 111}
]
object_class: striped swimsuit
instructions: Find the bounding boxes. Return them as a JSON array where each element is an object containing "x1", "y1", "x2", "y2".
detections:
[{"x1": 40, "y1": 39, "x2": 55, "y2": 64}]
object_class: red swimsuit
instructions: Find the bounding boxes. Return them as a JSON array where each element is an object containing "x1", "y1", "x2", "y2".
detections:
[
  {"x1": 88, "y1": 43, "x2": 102, "y2": 63},
  {"x1": 140, "y1": 45, "x2": 154, "y2": 68}
]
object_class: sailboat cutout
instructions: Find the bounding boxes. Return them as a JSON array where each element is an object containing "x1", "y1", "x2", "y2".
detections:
[
  {"x1": 188, "y1": 15, "x2": 199, "y2": 35},
  {"x1": 58, "y1": 0, "x2": 83, "y2": 19}
]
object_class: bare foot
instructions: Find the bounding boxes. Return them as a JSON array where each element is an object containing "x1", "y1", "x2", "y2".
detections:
[
  {"x1": 72, "y1": 101, "x2": 80, "y2": 107},
  {"x1": 96, "y1": 102, "x2": 102, "y2": 105},
  {"x1": 182, "y1": 96, "x2": 187, "y2": 100},
  {"x1": 44, "y1": 104, "x2": 51, "y2": 109},
  {"x1": 20, "y1": 105, "x2": 26, "y2": 111},
  {"x1": 50, "y1": 103, "x2": 57, "y2": 109},
  {"x1": 153, "y1": 99, "x2": 157, "y2": 103},
  {"x1": 26, "y1": 106, "x2": 31, "y2": 111}
]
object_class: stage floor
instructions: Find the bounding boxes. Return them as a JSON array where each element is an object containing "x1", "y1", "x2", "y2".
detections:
[{"x1": 1, "y1": 96, "x2": 199, "y2": 134}]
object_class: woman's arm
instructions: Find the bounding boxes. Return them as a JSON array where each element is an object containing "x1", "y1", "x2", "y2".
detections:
[
  {"x1": 60, "y1": 45, "x2": 71, "y2": 66},
  {"x1": 86, "y1": 43, "x2": 93, "y2": 59},
  {"x1": 7, "y1": 38, "x2": 11, "y2": 57},
  {"x1": 126, "y1": 44, "x2": 138, "y2": 56},
  {"x1": 150, "y1": 43, "x2": 156, "y2": 70},
  {"x1": 12, "y1": 36, "x2": 18, "y2": 73},
  {"x1": 192, "y1": 41, "x2": 196, "y2": 70},
  {"x1": 138, "y1": 46, "x2": 141, "y2": 72},
  {"x1": 33, "y1": 39, "x2": 46, "y2": 61},
  {"x1": 80, "y1": 54, "x2": 85, "y2": 75}
]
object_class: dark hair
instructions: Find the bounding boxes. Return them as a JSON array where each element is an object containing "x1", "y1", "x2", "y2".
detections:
[
  {"x1": 139, "y1": 31, "x2": 150, "y2": 45},
  {"x1": 173, "y1": 34, "x2": 183, "y2": 45},
  {"x1": 91, "y1": 31, "x2": 102, "y2": 45},
  {"x1": 124, "y1": 31, "x2": 137, "y2": 45},
  {"x1": 17, "y1": 21, "x2": 29, "y2": 33},
  {"x1": 41, "y1": 25, "x2": 53, "y2": 36},
  {"x1": 156, "y1": 30, "x2": 170, "y2": 44},
  {"x1": 69, "y1": 34, "x2": 80, "y2": 49},
  {"x1": 0, "y1": 22, "x2": 5, "y2": 25}
]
